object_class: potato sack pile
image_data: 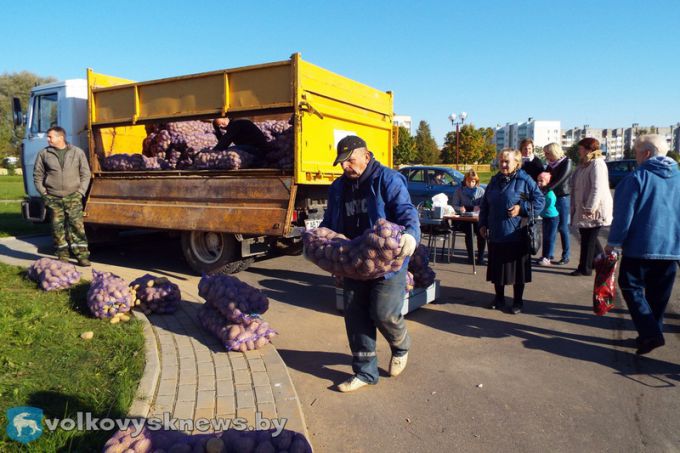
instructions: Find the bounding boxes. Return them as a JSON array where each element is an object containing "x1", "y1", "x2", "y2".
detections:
[
  {"x1": 197, "y1": 274, "x2": 276, "y2": 352},
  {"x1": 103, "y1": 426, "x2": 312, "y2": 453}
]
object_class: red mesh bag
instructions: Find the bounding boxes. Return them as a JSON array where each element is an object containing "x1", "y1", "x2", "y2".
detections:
[{"x1": 592, "y1": 252, "x2": 619, "y2": 316}]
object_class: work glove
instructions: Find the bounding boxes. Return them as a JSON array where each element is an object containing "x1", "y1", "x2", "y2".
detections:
[{"x1": 397, "y1": 233, "x2": 417, "y2": 259}]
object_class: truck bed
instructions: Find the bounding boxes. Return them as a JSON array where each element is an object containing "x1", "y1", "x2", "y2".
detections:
[{"x1": 86, "y1": 169, "x2": 295, "y2": 236}]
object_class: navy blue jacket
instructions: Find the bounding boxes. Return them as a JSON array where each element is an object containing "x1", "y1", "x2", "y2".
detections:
[
  {"x1": 479, "y1": 169, "x2": 545, "y2": 243},
  {"x1": 320, "y1": 160, "x2": 420, "y2": 276},
  {"x1": 607, "y1": 156, "x2": 680, "y2": 259}
]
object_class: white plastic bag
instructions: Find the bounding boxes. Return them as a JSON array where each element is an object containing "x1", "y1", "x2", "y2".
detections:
[{"x1": 431, "y1": 193, "x2": 448, "y2": 207}]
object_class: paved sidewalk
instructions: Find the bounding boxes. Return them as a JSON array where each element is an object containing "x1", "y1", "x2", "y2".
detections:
[{"x1": 0, "y1": 235, "x2": 309, "y2": 441}]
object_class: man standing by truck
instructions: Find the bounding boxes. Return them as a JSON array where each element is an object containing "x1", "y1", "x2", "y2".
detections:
[
  {"x1": 212, "y1": 117, "x2": 268, "y2": 163},
  {"x1": 320, "y1": 135, "x2": 419, "y2": 392},
  {"x1": 33, "y1": 126, "x2": 92, "y2": 266}
]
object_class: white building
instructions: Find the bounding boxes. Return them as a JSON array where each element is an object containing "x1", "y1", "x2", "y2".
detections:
[
  {"x1": 495, "y1": 118, "x2": 561, "y2": 151},
  {"x1": 393, "y1": 115, "x2": 412, "y2": 134}
]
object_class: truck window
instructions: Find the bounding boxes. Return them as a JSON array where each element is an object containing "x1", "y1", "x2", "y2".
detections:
[{"x1": 30, "y1": 93, "x2": 58, "y2": 134}]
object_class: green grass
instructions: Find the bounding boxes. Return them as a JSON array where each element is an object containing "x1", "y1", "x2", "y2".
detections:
[
  {"x1": 0, "y1": 263, "x2": 145, "y2": 452},
  {"x1": 0, "y1": 176, "x2": 26, "y2": 200},
  {"x1": 0, "y1": 203, "x2": 50, "y2": 238},
  {"x1": 477, "y1": 171, "x2": 493, "y2": 185}
]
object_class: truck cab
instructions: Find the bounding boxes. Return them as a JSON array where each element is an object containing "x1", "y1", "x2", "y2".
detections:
[{"x1": 17, "y1": 79, "x2": 88, "y2": 221}]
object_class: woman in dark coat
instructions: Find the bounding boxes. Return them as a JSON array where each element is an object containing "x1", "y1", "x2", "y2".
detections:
[
  {"x1": 480, "y1": 149, "x2": 545, "y2": 314},
  {"x1": 543, "y1": 142, "x2": 573, "y2": 265}
]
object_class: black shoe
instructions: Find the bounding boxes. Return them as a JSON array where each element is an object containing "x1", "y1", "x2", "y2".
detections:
[
  {"x1": 554, "y1": 258, "x2": 570, "y2": 265},
  {"x1": 570, "y1": 270, "x2": 587, "y2": 276},
  {"x1": 511, "y1": 303, "x2": 523, "y2": 314},
  {"x1": 486, "y1": 298, "x2": 504, "y2": 310},
  {"x1": 636, "y1": 336, "x2": 665, "y2": 355},
  {"x1": 77, "y1": 258, "x2": 91, "y2": 267},
  {"x1": 476, "y1": 257, "x2": 485, "y2": 266}
]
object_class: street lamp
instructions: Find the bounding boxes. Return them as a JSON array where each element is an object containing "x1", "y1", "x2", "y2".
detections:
[{"x1": 449, "y1": 112, "x2": 468, "y2": 168}]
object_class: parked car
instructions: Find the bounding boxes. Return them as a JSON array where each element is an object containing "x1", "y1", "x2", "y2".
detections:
[
  {"x1": 606, "y1": 159, "x2": 637, "y2": 188},
  {"x1": 399, "y1": 166, "x2": 465, "y2": 206}
]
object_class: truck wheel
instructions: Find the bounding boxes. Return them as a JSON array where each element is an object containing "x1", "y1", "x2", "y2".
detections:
[{"x1": 181, "y1": 231, "x2": 241, "y2": 275}]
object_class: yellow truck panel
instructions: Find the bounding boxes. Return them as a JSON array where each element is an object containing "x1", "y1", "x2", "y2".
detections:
[{"x1": 87, "y1": 54, "x2": 393, "y2": 184}]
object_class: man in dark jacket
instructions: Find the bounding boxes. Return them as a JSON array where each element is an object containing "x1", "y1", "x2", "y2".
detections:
[
  {"x1": 212, "y1": 117, "x2": 268, "y2": 162},
  {"x1": 319, "y1": 135, "x2": 420, "y2": 392},
  {"x1": 606, "y1": 134, "x2": 680, "y2": 355},
  {"x1": 520, "y1": 138, "x2": 544, "y2": 182},
  {"x1": 33, "y1": 126, "x2": 92, "y2": 266}
]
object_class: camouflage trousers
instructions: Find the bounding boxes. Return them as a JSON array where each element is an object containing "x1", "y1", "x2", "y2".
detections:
[{"x1": 44, "y1": 193, "x2": 90, "y2": 259}]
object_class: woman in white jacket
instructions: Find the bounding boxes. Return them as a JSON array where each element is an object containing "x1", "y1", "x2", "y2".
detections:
[{"x1": 570, "y1": 138, "x2": 613, "y2": 276}]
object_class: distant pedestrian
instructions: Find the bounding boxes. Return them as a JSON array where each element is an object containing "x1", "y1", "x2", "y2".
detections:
[
  {"x1": 520, "y1": 138, "x2": 544, "y2": 182},
  {"x1": 543, "y1": 142, "x2": 573, "y2": 265},
  {"x1": 451, "y1": 169, "x2": 486, "y2": 264},
  {"x1": 606, "y1": 134, "x2": 680, "y2": 355},
  {"x1": 570, "y1": 138, "x2": 612, "y2": 276},
  {"x1": 33, "y1": 126, "x2": 92, "y2": 266},
  {"x1": 536, "y1": 172, "x2": 558, "y2": 266},
  {"x1": 480, "y1": 149, "x2": 545, "y2": 314}
]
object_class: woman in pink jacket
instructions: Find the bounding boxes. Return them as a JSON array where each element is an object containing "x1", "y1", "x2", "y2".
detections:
[{"x1": 570, "y1": 138, "x2": 613, "y2": 276}]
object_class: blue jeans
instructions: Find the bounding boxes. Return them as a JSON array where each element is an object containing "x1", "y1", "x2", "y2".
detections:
[
  {"x1": 541, "y1": 216, "x2": 559, "y2": 260},
  {"x1": 618, "y1": 256, "x2": 678, "y2": 342},
  {"x1": 555, "y1": 195, "x2": 571, "y2": 260},
  {"x1": 343, "y1": 266, "x2": 411, "y2": 384}
]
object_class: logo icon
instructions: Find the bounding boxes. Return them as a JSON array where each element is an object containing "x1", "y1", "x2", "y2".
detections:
[{"x1": 6, "y1": 406, "x2": 43, "y2": 444}]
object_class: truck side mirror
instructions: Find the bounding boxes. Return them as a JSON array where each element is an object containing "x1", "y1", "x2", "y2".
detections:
[{"x1": 12, "y1": 97, "x2": 24, "y2": 128}]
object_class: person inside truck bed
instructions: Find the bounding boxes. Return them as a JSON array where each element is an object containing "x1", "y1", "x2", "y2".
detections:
[{"x1": 212, "y1": 117, "x2": 268, "y2": 161}]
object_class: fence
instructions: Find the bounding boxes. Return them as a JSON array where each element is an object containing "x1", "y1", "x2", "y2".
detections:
[{"x1": 396, "y1": 164, "x2": 491, "y2": 172}]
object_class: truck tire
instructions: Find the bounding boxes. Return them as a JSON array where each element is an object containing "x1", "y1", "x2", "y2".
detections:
[{"x1": 181, "y1": 231, "x2": 242, "y2": 275}]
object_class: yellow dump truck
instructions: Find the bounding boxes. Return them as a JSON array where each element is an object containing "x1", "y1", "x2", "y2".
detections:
[{"x1": 17, "y1": 53, "x2": 394, "y2": 274}]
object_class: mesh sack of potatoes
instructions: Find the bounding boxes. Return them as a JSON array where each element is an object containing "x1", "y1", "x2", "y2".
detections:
[
  {"x1": 130, "y1": 273, "x2": 181, "y2": 315},
  {"x1": 103, "y1": 425, "x2": 312, "y2": 453},
  {"x1": 302, "y1": 218, "x2": 407, "y2": 280},
  {"x1": 408, "y1": 244, "x2": 436, "y2": 288},
  {"x1": 198, "y1": 304, "x2": 276, "y2": 352},
  {"x1": 87, "y1": 270, "x2": 135, "y2": 323},
  {"x1": 27, "y1": 257, "x2": 81, "y2": 291}
]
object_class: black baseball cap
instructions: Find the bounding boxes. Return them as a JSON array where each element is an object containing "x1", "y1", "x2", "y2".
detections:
[{"x1": 333, "y1": 135, "x2": 367, "y2": 166}]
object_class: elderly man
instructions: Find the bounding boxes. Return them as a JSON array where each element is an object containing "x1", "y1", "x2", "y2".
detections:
[
  {"x1": 33, "y1": 126, "x2": 92, "y2": 266},
  {"x1": 606, "y1": 134, "x2": 680, "y2": 355},
  {"x1": 520, "y1": 138, "x2": 544, "y2": 182},
  {"x1": 320, "y1": 135, "x2": 420, "y2": 392}
]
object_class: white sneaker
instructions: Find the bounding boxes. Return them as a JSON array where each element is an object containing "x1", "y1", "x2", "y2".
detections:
[
  {"x1": 389, "y1": 352, "x2": 409, "y2": 377},
  {"x1": 337, "y1": 376, "x2": 370, "y2": 392},
  {"x1": 538, "y1": 257, "x2": 552, "y2": 266}
]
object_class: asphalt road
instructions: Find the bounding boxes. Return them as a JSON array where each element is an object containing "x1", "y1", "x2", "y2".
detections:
[{"x1": 3, "y1": 232, "x2": 678, "y2": 452}]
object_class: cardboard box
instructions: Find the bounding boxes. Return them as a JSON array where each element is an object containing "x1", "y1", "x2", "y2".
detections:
[{"x1": 336, "y1": 280, "x2": 440, "y2": 315}]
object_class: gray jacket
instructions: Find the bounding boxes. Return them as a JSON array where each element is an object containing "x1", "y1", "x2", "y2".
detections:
[{"x1": 33, "y1": 145, "x2": 91, "y2": 197}]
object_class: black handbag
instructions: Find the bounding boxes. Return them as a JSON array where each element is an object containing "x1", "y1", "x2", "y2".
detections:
[{"x1": 521, "y1": 193, "x2": 541, "y2": 255}]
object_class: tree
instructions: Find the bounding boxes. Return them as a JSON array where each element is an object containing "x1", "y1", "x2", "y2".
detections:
[
  {"x1": 440, "y1": 124, "x2": 495, "y2": 165},
  {"x1": 414, "y1": 121, "x2": 440, "y2": 164},
  {"x1": 440, "y1": 131, "x2": 456, "y2": 164},
  {"x1": 0, "y1": 71, "x2": 57, "y2": 157},
  {"x1": 667, "y1": 151, "x2": 680, "y2": 163},
  {"x1": 480, "y1": 127, "x2": 497, "y2": 164},
  {"x1": 393, "y1": 126, "x2": 417, "y2": 165},
  {"x1": 567, "y1": 143, "x2": 579, "y2": 164}
]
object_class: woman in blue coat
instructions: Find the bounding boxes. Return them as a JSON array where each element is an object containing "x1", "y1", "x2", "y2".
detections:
[{"x1": 480, "y1": 149, "x2": 545, "y2": 314}]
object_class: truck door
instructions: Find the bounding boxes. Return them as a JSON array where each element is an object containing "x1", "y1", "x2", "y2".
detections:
[{"x1": 23, "y1": 90, "x2": 60, "y2": 198}]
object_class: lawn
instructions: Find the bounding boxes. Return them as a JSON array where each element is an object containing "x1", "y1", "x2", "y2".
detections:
[
  {"x1": 0, "y1": 203, "x2": 50, "y2": 238},
  {"x1": 0, "y1": 263, "x2": 145, "y2": 452},
  {"x1": 477, "y1": 171, "x2": 493, "y2": 185},
  {"x1": 0, "y1": 176, "x2": 50, "y2": 238},
  {"x1": 0, "y1": 175, "x2": 26, "y2": 200}
]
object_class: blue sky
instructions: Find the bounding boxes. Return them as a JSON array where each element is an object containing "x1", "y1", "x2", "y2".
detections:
[{"x1": 3, "y1": 0, "x2": 679, "y2": 144}]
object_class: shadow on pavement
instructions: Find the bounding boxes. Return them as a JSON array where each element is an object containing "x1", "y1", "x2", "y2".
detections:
[
  {"x1": 276, "y1": 349, "x2": 353, "y2": 388},
  {"x1": 247, "y1": 267, "x2": 339, "y2": 316},
  {"x1": 410, "y1": 296, "x2": 680, "y2": 383}
]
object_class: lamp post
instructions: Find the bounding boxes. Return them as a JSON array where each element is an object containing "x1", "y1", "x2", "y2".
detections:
[{"x1": 449, "y1": 112, "x2": 468, "y2": 168}]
